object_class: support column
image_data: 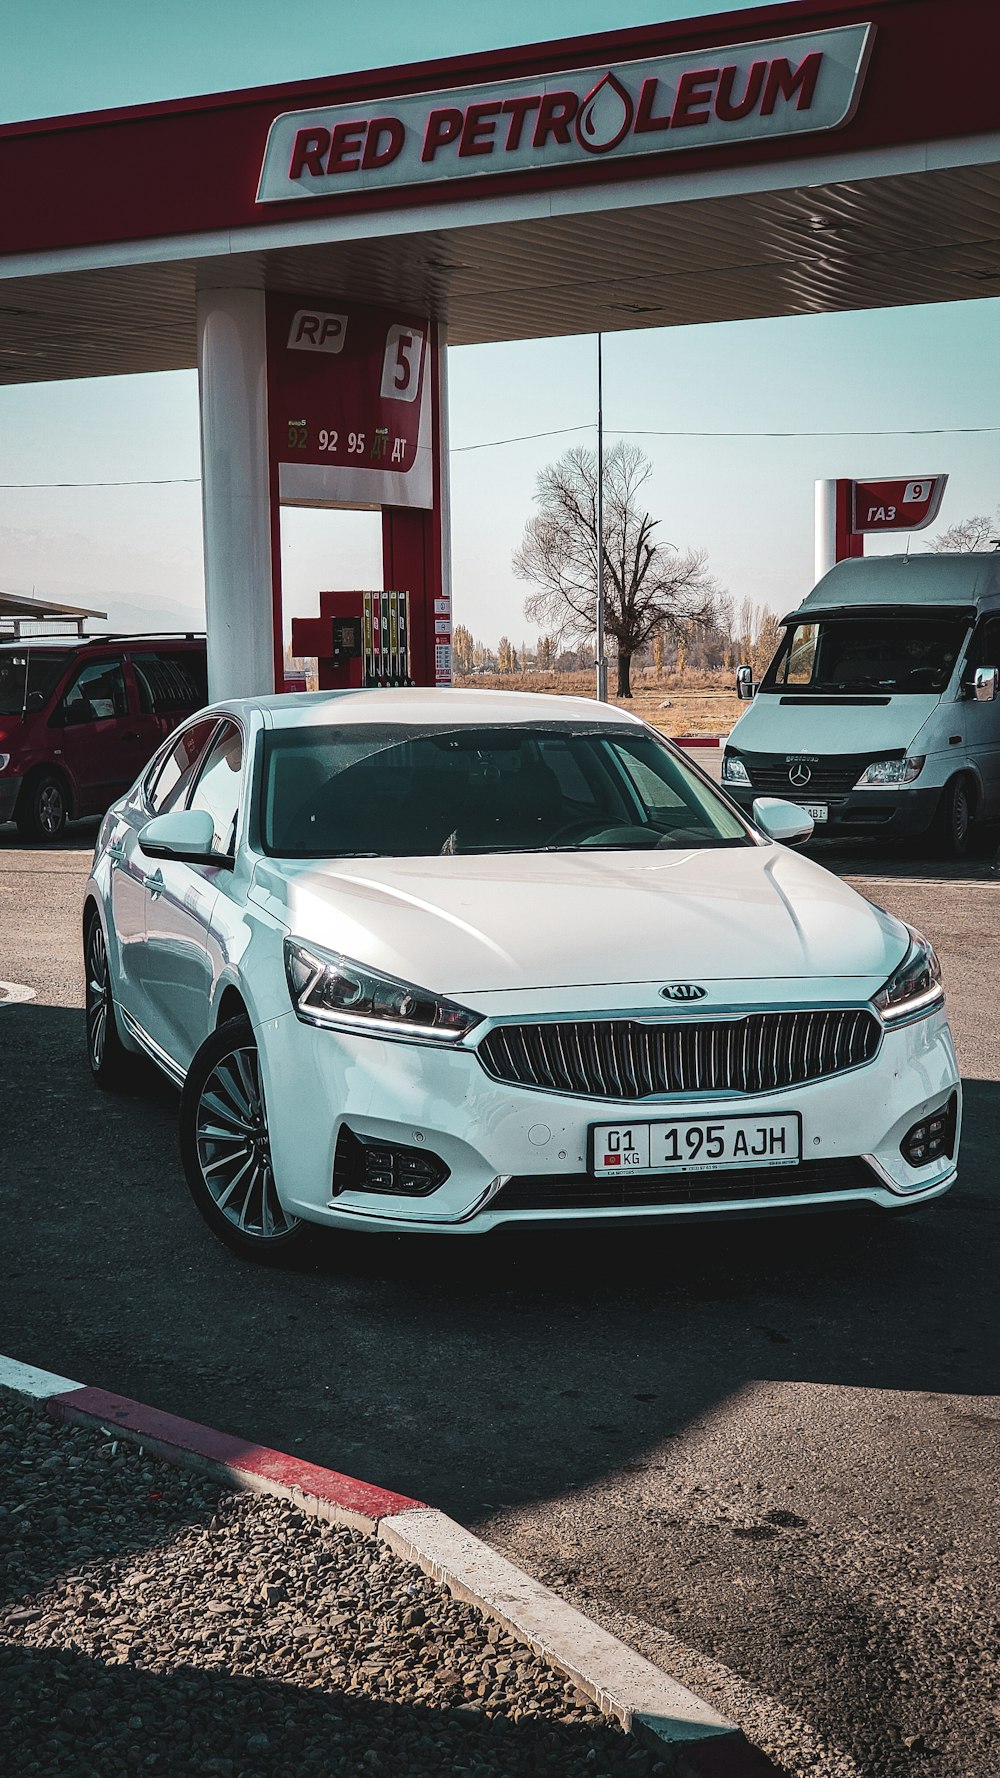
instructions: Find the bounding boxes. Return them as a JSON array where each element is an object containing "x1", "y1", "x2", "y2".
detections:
[
  {"x1": 380, "y1": 325, "x2": 448, "y2": 686},
  {"x1": 196, "y1": 288, "x2": 276, "y2": 701}
]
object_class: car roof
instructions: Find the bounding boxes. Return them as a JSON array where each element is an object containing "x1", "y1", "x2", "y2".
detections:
[
  {"x1": 0, "y1": 632, "x2": 204, "y2": 651},
  {"x1": 787, "y1": 551, "x2": 1000, "y2": 620},
  {"x1": 224, "y1": 687, "x2": 646, "y2": 729}
]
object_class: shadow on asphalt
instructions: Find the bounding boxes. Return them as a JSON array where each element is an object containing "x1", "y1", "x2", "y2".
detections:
[
  {"x1": 0, "y1": 1642, "x2": 653, "y2": 1778},
  {"x1": 1, "y1": 1001, "x2": 996, "y2": 1523},
  {"x1": 0, "y1": 819, "x2": 100, "y2": 853}
]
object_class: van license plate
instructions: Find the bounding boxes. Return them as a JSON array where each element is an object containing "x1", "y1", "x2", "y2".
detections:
[
  {"x1": 797, "y1": 803, "x2": 828, "y2": 822},
  {"x1": 589, "y1": 1113, "x2": 801, "y2": 1175}
]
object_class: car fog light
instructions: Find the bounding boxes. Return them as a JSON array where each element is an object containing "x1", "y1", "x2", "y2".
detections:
[
  {"x1": 900, "y1": 1093, "x2": 957, "y2": 1168},
  {"x1": 332, "y1": 1125, "x2": 450, "y2": 1198}
]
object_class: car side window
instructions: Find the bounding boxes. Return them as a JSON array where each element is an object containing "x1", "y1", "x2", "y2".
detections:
[
  {"x1": 132, "y1": 649, "x2": 208, "y2": 714},
  {"x1": 57, "y1": 657, "x2": 127, "y2": 725},
  {"x1": 147, "y1": 718, "x2": 219, "y2": 815},
  {"x1": 969, "y1": 617, "x2": 1000, "y2": 670},
  {"x1": 187, "y1": 720, "x2": 244, "y2": 856}
]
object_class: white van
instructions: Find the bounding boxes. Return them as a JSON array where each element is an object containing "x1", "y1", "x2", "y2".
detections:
[{"x1": 721, "y1": 551, "x2": 1000, "y2": 856}]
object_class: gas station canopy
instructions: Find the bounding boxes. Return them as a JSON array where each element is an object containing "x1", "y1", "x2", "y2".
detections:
[{"x1": 0, "y1": 0, "x2": 997, "y2": 382}]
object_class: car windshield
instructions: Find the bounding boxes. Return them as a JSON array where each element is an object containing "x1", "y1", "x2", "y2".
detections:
[
  {"x1": 761, "y1": 615, "x2": 968, "y2": 695},
  {"x1": 0, "y1": 648, "x2": 73, "y2": 715},
  {"x1": 260, "y1": 722, "x2": 751, "y2": 858}
]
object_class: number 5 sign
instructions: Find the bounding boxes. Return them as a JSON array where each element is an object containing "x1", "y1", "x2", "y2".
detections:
[
  {"x1": 266, "y1": 293, "x2": 433, "y2": 510},
  {"x1": 380, "y1": 325, "x2": 425, "y2": 402}
]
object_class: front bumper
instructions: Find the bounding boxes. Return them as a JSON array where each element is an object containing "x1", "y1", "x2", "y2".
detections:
[
  {"x1": 257, "y1": 1002, "x2": 961, "y2": 1234},
  {"x1": 728, "y1": 784, "x2": 940, "y2": 839}
]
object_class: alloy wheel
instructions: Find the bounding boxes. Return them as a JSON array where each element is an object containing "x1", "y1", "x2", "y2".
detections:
[
  {"x1": 194, "y1": 1044, "x2": 298, "y2": 1240},
  {"x1": 85, "y1": 921, "x2": 109, "y2": 1072},
  {"x1": 38, "y1": 782, "x2": 65, "y2": 837}
]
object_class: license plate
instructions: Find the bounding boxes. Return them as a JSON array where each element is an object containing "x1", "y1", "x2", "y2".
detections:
[
  {"x1": 796, "y1": 803, "x2": 828, "y2": 823},
  {"x1": 589, "y1": 1113, "x2": 801, "y2": 1175}
]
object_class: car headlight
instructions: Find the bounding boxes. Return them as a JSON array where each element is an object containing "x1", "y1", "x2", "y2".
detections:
[
  {"x1": 873, "y1": 925, "x2": 943, "y2": 1023},
  {"x1": 283, "y1": 938, "x2": 482, "y2": 1042},
  {"x1": 855, "y1": 756, "x2": 925, "y2": 787},
  {"x1": 722, "y1": 753, "x2": 750, "y2": 786},
  {"x1": 0, "y1": 754, "x2": 9, "y2": 771}
]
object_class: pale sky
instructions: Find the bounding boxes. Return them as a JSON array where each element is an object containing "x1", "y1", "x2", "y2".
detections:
[{"x1": 0, "y1": 0, "x2": 998, "y2": 646}]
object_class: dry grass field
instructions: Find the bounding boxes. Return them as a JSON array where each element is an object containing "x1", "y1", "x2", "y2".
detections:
[{"x1": 452, "y1": 669, "x2": 740, "y2": 738}]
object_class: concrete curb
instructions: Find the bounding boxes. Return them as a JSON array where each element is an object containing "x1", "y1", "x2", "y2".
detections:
[{"x1": 0, "y1": 1354, "x2": 776, "y2": 1776}]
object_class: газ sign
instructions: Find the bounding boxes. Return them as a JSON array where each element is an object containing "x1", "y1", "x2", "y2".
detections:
[
  {"x1": 257, "y1": 24, "x2": 873, "y2": 203},
  {"x1": 852, "y1": 476, "x2": 947, "y2": 532}
]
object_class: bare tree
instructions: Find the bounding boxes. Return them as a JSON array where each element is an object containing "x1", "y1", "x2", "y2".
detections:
[
  {"x1": 928, "y1": 509, "x2": 1000, "y2": 552},
  {"x1": 732, "y1": 597, "x2": 783, "y2": 681},
  {"x1": 513, "y1": 443, "x2": 719, "y2": 697}
]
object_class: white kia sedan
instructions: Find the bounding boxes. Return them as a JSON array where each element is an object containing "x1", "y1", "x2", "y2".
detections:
[{"x1": 84, "y1": 689, "x2": 960, "y2": 1261}]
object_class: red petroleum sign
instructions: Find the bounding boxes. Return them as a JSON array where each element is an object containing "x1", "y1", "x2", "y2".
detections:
[{"x1": 852, "y1": 476, "x2": 947, "y2": 532}]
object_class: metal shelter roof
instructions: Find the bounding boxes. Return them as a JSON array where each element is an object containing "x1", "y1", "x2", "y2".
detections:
[{"x1": 0, "y1": 0, "x2": 996, "y2": 382}]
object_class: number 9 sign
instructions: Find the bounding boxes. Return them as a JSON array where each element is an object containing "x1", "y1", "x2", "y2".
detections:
[{"x1": 380, "y1": 324, "x2": 425, "y2": 403}]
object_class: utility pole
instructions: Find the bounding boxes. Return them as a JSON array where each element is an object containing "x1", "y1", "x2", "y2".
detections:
[{"x1": 595, "y1": 332, "x2": 607, "y2": 702}]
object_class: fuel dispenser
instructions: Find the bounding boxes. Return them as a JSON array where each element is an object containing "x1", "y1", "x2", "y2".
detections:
[{"x1": 290, "y1": 589, "x2": 412, "y2": 690}]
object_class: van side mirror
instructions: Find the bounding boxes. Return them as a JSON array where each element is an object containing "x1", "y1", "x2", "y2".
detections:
[
  {"x1": 972, "y1": 666, "x2": 999, "y2": 702},
  {"x1": 736, "y1": 664, "x2": 755, "y2": 701}
]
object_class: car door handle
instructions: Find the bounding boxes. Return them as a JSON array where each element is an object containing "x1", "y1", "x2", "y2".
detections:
[
  {"x1": 120, "y1": 731, "x2": 141, "y2": 743},
  {"x1": 144, "y1": 868, "x2": 164, "y2": 898}
]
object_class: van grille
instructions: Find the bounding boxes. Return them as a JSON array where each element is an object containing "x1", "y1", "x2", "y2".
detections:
[
  {"x1": 735, "y1": 751, "x2": 899, "y2": 796},
  {"x1": 477, "y1": 1008, "x2": 880, "y2": 1100}
]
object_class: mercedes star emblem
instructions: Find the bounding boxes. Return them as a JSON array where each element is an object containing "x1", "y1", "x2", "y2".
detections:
[{"x1": 788, "y1": 762, "x2": 812, "y2": 788}]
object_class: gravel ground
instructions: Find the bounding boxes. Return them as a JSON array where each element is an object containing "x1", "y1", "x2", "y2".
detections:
[{"x1": 0, "y1": 1397, "x2": 672, "y2": 1778}]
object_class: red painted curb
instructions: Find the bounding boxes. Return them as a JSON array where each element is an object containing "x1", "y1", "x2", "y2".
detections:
[
  {"x1": 672, "y1": 735, "x2": 722, "y2": 747},
  {"x1": 47, "y1": 1386, "x2": 423, "y2": 1525}
]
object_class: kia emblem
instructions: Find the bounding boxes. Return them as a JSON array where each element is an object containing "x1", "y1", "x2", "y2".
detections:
[
  {"x1": 788, "y1": 762, "x2": 812, "y2": 787},
  {"x1": 660, "y1": 984, "x2": 707, "y2": 1002}
]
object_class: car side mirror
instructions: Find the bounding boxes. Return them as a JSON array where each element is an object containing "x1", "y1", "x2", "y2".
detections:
[
  {"x1": 752, "y1": 796, "x2": 814, "y2": 846},
  {"x1": 972, "y1": 665, "x2": 999, "y2": 701},
  {"x1": 736, "y1": 664, "x2": 755, "y2": 701},
  {"x1": 138, "y1": 809, "x2": 226, "y2": 865}
]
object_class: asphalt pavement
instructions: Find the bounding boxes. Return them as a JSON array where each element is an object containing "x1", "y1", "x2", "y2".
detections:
[{"x1": 1, "y1": 818, "x2": 997, "y2": 1777}]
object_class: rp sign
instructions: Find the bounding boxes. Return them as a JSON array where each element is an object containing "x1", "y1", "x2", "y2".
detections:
[{"x1": 852, "y1": 476, "x2": 947, "y2": 533}]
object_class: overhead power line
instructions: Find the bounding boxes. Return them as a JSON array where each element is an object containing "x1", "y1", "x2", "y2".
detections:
[
  {"x1": 452, "y1": 423, "x2": 1000, "y2": 454},
  {"x1": 0, "y1": 420, "x2": 996, "y2": 485}
]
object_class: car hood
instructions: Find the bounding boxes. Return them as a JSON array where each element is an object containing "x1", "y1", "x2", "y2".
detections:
[{"x1": 250, "y1": 846, "x2": 906, "y2": 996}]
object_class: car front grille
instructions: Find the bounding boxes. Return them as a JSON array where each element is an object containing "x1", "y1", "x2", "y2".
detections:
[
  {"x1": 492, "y1": 1156, "x2": 877, "y2": 1212},
  {"x1": 477, "y1": 1008, "x2": 881, "y2": 1100},
  {"x1": 734, "y1": 752, "x2": 898, "y2": 795}
]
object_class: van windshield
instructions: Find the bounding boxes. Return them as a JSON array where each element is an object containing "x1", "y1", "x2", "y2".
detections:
[
  {"x1": 761, "y1": 616, "x2": 968, "y2": 695},
  {"x1": 0, "y1": 649, "x2": 73, "y2": 715}
]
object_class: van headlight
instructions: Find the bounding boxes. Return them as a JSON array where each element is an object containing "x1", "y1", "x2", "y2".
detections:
[
  {"x1": 722, "y1": 753, "x2": 750, "y2": 786},
  {"x1": 284, "y1": 938, "x2": 482, "y2": 1042},
  {"x1": 855, "y1": 756, "x2": 925, "y2": 787},
  {"x1": 873, "y1": 926, "x2": 943, "y2": 1023}
]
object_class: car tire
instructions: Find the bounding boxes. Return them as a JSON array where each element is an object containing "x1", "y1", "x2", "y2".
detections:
[
  {"x1": 179, "y1": 1015, "x2": 311, "y2": 1264},
  {"x1": 930, "y1": 776, "x2": 972, "y2": 858},
  {"x1": 16, "y1": 770, "x2": 69, "y2": 843},
  {"x1": 84, "y1": 911, "x2": 136, "y2": 1091}
]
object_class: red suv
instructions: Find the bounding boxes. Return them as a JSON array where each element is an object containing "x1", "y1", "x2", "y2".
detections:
[{"x1": 0, "y1": 635, "x2": 207, "y2": 841}]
